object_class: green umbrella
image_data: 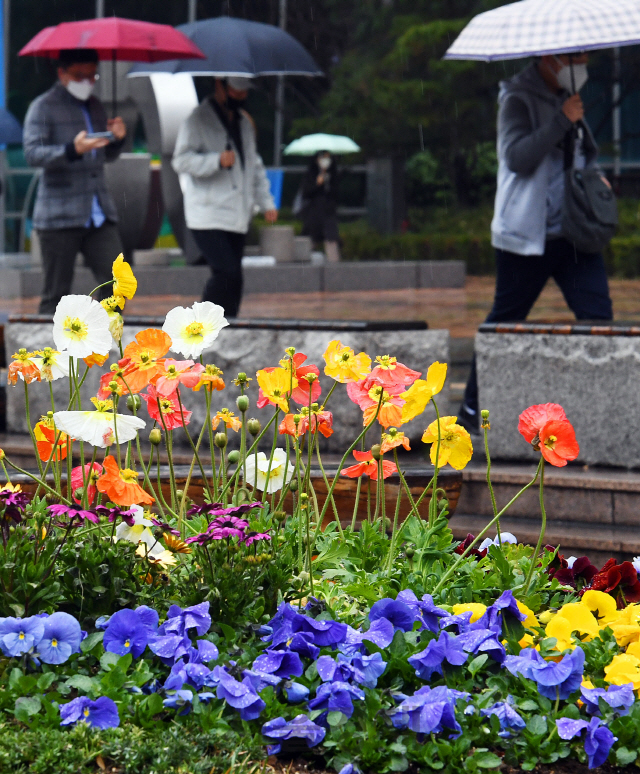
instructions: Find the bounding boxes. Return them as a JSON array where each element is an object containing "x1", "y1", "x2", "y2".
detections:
[{"x1": 283, "y1": 133, "x2": 361, "y2": 156}]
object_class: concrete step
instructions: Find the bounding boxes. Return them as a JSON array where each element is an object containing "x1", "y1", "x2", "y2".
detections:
[{"x1": 453, "y1": 462, "x2": 640, "y2": 564}]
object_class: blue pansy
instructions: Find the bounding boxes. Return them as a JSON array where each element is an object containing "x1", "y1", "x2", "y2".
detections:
[
  {"x1": 556, "y1": 716, "x2": 617, "y2": 768},
  {"x1": 148, "y1": 633, "x2": 191, "y2": 663},
  {"x1": 95, "y1": 616, "x2": 110, "y2": 630},
  {"x1": 408, "y1": 631, "x2": 468, "y2": 681},
  {"x1": 505, "y1": 646, "x2": 585, "y2": 700},
  {"x1": 308, "y1": 680, "x2": 365, "y2": 720},
  {"x1": 163, "y1": 688, "x2": 196, "y2": 715},
  {"x1": 59, "y1": 696, "x2": 119, "y2": 729},
  {"x1": 191, "y1": 639, "x2": 219, "y2": 663},
  {"x1": 439, "y1": 611, "x2": 474, "y2": 633},
  {"x1": 580, "y1": 683, "x2": 635, "y2": 715},
  {"x1": 481, "y1": 696, "x2": 526, "y2": 734},
  {"x1": 103, "y1": 609, "x2": 149, "y2": 658},
  {"x1": 0, "y1": 615, "x2": 45, "y2": 657},
  {"x1": 317, "y1": 654, "x2": 356, "y2": 683},
  {"x1": 253, "y1": 648, "x2": 304, "y2": 678},
  {"x1": 338, "y1": 766, "x2": 362, "y2": 774},
  {"x1": 261, "y1": 714, "x2": 326, "y2": 755},
  {"x1": 37, "y1": 612, "x2": 82, "y2": 665},
  {"x1": 396, "y1": 590, "x2": 448, "y2": 633},
  {"x1": 390, "y1": 685, "x2": 469, "y2": 737},
  {"x1": 350, "y1": 652, "x2": 387, "y2": 688},
  {"x1": 478, "y1": 590, "x2": 526, "y2": 633},
  {"x1": 340, "y1": 618, "x2": 394, "y2": 655},
  {"x1": 241, "y1": 668, "x2": 282, "y2": 691},
  {"x1": 369, "y1": 598, "x2": 415, "y2": 632},
  {"x1": 456, "y1": 628, "x2": 506, "y2": 663},
  {"x1": 283, "y1": 681, "x2": 310, "y2": 703},
  {"x1": 161, "y1": 602, "x2": 211, "y2": 637},
  {"x1": 134, "y1": 605, "x2": 159, "y2": 632},
  {"x1": 284, "y1": 632, "x2": 320, "y2": 661},
  {"x1": 266, "y1": 604, "x2": 347, "y2": 649},
  {"x1": 214, "y1": 666, "x2": 266, "y2": 720}
]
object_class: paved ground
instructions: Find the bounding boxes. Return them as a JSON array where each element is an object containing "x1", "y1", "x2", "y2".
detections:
[{"x1": 4, "y1": 276, "x2": 640, "y2": 338}]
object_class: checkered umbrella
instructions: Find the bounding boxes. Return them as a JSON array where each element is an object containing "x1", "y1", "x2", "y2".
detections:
[{"x1": 445, "y1": 0, "x2": 640, "y2": 61}]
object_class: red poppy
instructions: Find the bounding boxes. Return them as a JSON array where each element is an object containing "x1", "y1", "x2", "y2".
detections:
[
  {"x1": 279, "y1": 410, "x2": 334, "y2": 439},
  {"x1": 71, "y1": 462, "x2": 103, "y2": 505},
  {"x1": 587, "y1": 559, "x2": 640, "y2": 607},
  {"x1": 141, "y1": 384, "x2": 191, "y2": 430},
  {"x1": 518, "y1": 403, "x2": 568, "y2": 443},
  {"x1": 341, "y1": 450, "x2": 397, "y2": 479},
  {"x1": 289, "y1": 353, "x2": 321, "y2": 406},
  {"x1": 362, "y1": 355, "x2": 421, "y2": 390},
  {"x1": 518, "y1": 403, "x2": 579, "y2": 467}
]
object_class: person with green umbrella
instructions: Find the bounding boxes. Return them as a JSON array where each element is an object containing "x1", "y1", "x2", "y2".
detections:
[{"x1": 299, "y1": 150, "x2": 341, "y2": 263}]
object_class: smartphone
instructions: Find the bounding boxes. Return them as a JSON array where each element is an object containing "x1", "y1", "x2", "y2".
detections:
[{"x1": 85, "y1": 131, "x2": 114, "y2": 141}]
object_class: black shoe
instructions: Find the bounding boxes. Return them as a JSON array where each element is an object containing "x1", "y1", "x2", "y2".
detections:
[{"x1": 457, "y1": 404, "x2": 480, "y2": 436}]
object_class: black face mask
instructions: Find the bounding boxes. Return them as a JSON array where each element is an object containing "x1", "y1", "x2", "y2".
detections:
[{"x1": 226, "y1": 94, "x2": 247, "y2": 111}]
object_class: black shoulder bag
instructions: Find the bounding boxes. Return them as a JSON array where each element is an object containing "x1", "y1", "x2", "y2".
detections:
[{"x1": 561, "y1": 124, "x2": 618, "y2": 254}]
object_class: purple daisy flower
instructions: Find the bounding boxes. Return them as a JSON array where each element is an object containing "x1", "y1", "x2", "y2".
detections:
[
  {"x1": 48, "y1": 503, "x2": 99, "y2": 525},
  {"x1": 149, "y1": 517, "x2": 180, "y2": 536},
  {"x1": 244, "y1": 531, "x2": 271, "y2": 546},
  {"x1": 208, "y1": 515, "x2": 249, "y2": 539},
  {"x1": 95, "y1": 505, "x2": 137, "y2": 526}
]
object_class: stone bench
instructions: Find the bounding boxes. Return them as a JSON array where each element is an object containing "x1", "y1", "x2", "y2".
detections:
[
  {"x1": 476, "y1": 322, "x2": 640, "y2": 469},
  {"x1": 6, "y1": 317, "x2": 448, "y2": 452}
]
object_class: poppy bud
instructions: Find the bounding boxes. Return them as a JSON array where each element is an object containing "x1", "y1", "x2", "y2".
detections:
[
  {"x1": 299, "y1": 492, "x2": 308, "y2": 502},
  {"x1": 405, "y1": 546, "x2": 416, "y2": 559},
  {"x1": 227, "y1": 450, "x2": 240, "y2": 464},
  {"x1": 126, "y1": 394, "x2": 141, "y2": 413},
  {"x1": 214, "y1": 432, "x2": 228, "y2": 449},
  {"x1": 371, "y1": 444, "x2": 382, "y2": 461},
  {"x1": 236, "y1": 395, "x2": 249, "y2": 413},
  {"x1": 273, "y1": 510, "x2": 287, "y2": 523},
  {"x1": 247, "y1": 418, "x2": 261, "y2": 436},
  {"x1": 288, "y1": 478, "x2": 298, "y2": 492},
  {"x1": 293, "y1": 414, "x2": 302, "y2": 425},
  {"x1": 110, "y1": 363, "x2": 119, "y2": 372},
  {"x1": 149, "y1": 428, "x2": 162, "y2": 445},
  {"x1": 175, "y1": 490, "x2": 185, "y2": 503},
  {"x1": 481, "y1": 409, "x2": 490, "y2": 430},
  {"x1": 73, "y1": 488, "x2": 84, "y2": 501},
  {"x1": 311, "y1": 402, "x2": 319, "y2": 411},
  {"x1": 108, "y1": 380, "x2": 119, "y2": 394},
  {"x1": 46, "y1": 410, "x2": 54, "y2": 419},
  {"x1": 236, "y1": 372, "x2": 247, "y2": 384}
]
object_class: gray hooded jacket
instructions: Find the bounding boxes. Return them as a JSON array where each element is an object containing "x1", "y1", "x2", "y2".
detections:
[{"x1": 491, "y1": 63, "x2": 598, "y2": 256}]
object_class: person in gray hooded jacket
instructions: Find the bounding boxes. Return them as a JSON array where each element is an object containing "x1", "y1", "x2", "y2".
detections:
[{"x1": 459, "y1": 53, "x2": 613, "y2": 432}]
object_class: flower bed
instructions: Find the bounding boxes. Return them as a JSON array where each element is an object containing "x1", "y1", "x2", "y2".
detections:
[{"x1": 3, "y1": 255, "x2": 640, "y2": 773}]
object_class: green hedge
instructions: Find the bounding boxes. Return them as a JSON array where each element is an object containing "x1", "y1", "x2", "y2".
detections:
[{"x1": 342, "y1": 229, "x2": 640, "y2": 278}]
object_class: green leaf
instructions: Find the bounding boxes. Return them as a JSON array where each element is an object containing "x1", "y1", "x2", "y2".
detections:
[
  {"x1": 9, "y1": 604, "x2": 25, "y2": 617},
  {"x1": 527, "y1": 715, "x2": 548, "y2": 736},
  {"x1": 37, "y1": 673, "x2": 56, "y2": 691},
  {"x1": 326, "y1": 710, "x2": 347, "y2": 727},
  {"x1": 66, "y1": 675, "x2": 96, "y2": 693},
  {"x1": 389, "y1": 755, "x2": 409, "y2": 771},
  {"x1": 468, "y1": 654, "x2": 488, "y2": 676},
  {"x1": 14, "y1": 696, "x2": 42, "y2": 722},
  {"x1": 81, "y1": 631, "x2": 104, "y2": 653},
  {"x1": 219, "y1": 623, "x2": 236, "y2": 642},
  {"x1": 518, "y1": 699, "x2": 539, "y2": 711},
  {"x1": 100, "y1": 652, "x2": 120, "y2": 671},
  {"x1": 617, "y1": 747, "x2": 637, "y2": 766},
  {"x1": 142, "y1": 693, "x2": 164, "y2": 715},
  {"x1": 474, "y1": 752, "x2": 502, "y2": 769}
]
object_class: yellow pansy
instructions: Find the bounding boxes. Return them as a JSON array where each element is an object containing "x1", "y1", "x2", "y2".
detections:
[
  {"x1": 401, "y1": 361, "x2": 447, "y2": 423},
  {"x1": 452, "y1": 603, "x2": 486, "y2": 623},
  {"x1": 545, "y1": 604, "x2": 599, "y2": 651},
  {"x1": 112, "y1": 253, "x2": 137, "y2": 300},
  {"x1": 607, "y1": 604, "x2": 640, "y2": 646},
  {"x1": 605, "y1": 653, "x2": 640, "y2": 690},
  {"x1": 517, "y1": 601, "x2": 539, "y2": 631},
  {"x1": 581, "y1": 590, "x2": 618, "y2": 625}
]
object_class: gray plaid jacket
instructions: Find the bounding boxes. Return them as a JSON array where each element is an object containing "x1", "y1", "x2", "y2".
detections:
[{"x1": 23, "y1": 83, "x2": 123, "y2": 231}]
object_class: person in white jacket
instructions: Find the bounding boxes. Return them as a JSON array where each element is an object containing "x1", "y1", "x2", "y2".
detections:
[{"x1": 172, "y1": 77, "x2": 277, "y2": 316}]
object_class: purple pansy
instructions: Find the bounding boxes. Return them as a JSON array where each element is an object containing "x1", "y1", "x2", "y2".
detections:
[
  {"x1": 369, "y1": 598, "x2": 416, "y2": 632},
  {"x1": 338, "y1": 766, "x2": 362, "y2": 774},
  {"x1": 556, "y1": 716, "x2": 617, "y2": 768},
  {"x1": 261, "y1": 714, "x2": 326, "y2": 755},
  {"x1": 186, "y1": 501, "x2": 263, "y2": 518},
  {"x1": 283, "y1": 681, "x2": 310, "y2": 703},
  {"x1": 252, "y1": 648, "x2": 304, "y2": 679},
  {"x1": 0, "y1": 615, "x2": 45, "y2": 657},
  {"x1": 477, "y1": 590, "x2": 527, "y2": 634},
  {"x1": 396, "y1": 590, "x2": 448, "y2": 633},
  {"x1": 95, "y1": 505, "x2": 137, "y2": 526},
  {"x1": 37, "y1": 612, "x2": 82, "y2": 664},
  {"x1": 341, "y1": 618, "x2": 395, "y2": 656},
  {"x1": 456, "y1": 628, "x2": 506, "y2": 663},
  {"x1": 162, "y1": 602, "x2": 211, "y2": 637},
  {"x1": 481, "y1": 696, "x2": 526, "y2": 734},
  {"x1": 350, "y1": 652, "x2": 387, "y2": 688},
  {"x1": 505, "y1": 646, "x2": 585, "y2": 700},
  {"x1": 408, "y1": 631, "x2": 468, "y2": 680},
  {"x1": 214, "y1": 666, "x2": 266, "y2": 721},
  {"x1": 390, "y1": 685, "x2": 469, "y2": 737},
  {"x1": 307, "y1": 680, "x2": 365, "y2": 720},
  {"x1": 265, "y1": 603, "x2": 347, "y2": 649},
  {"x1": 103, "y1": 609, "x2": 150, "y2": 658},
  {"x1": 59, "y1": 696, "x2": 119, "y2": 729}
]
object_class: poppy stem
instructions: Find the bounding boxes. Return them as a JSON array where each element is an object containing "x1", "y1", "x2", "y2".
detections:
[
  {"x1": 523, "y1": 459, "x2": 547, "y2": 595},
  {"x1": 204, "y1": 389, "x2": 218, "y2": 500},
  {"x1": 428, "y1": 399, "x2": 442, "y2": 528},
  {"x1": 483, "y1": 417, "x2": 500, "y2": 544},
  {"x1": 260, "y1": 408, "x2": 280, "y2": 504},
  {"x1": 385, "y1": 451, "x2": 405, "y2": 574},
  {"x1": 4, "y1": 458, "x2": 71, "y2": 505},
  {"x1": 316, "y1": 445, "x2": 342, "y2": 538},
  {"x1": 432, "y1": 458, "x2": 542, "y2": 597},
  {"x1": 176, "y1": 389, "x2": 213, "y2": 501},
  {"x1": 23, "y1": 380, "x2": 44, "y2": 479}
]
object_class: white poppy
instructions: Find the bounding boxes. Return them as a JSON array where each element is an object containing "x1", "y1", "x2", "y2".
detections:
[
  {"x1": 244, "y1": 448, "x2": 295, "y2": 494},
  {"x1": 30, "y1": 348, "x2": 69, "y2": 382},
  {"x1": 54, "y1": 398, "x2": 145, "y2": 448},
  {"x1": 53, "y1": 295, "x2": 112, "y2": 359},
  {"x1": 162, "y1": 301, "x2": 228, "y2": 359}
]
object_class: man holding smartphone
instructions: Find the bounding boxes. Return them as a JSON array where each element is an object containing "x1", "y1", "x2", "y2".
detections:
[{"x1": 23, "y1": 48, "x2": 127, "y2": 314}]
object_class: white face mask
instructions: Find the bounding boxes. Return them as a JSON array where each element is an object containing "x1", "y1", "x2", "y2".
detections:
[
  {"x1": 553, "y1": 58, "x2": 588, "y2": 93},
  {"x1": 65, "y1": 79, "x2": 95, "y2": 101},
  {"x1": 318, "y1": 156, "x2": 331, "y2": 171}
]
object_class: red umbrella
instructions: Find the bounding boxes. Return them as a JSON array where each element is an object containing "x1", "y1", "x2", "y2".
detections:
[{"x1": 19, "y1": 17, "x2": 205, "y2": 114}]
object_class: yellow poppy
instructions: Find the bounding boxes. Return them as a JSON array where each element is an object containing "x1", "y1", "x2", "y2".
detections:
[
  {"x1": 112, "y1": 253, "x2": 137, "y2": 300},
  {"x1": 257, "y1": 367, "x2": 296, "y2": 413},
  {"x1": 422, "y1": 416, "x2": 473, "y2": 470},
  {"x1": 323, "y1": 340, "x2": 371, "y2": 384},
  {"x1": 401, "y1": 362, "x2": 447, "y2": 423}
]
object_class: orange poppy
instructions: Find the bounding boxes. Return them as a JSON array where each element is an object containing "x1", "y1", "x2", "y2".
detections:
[
  {"x1": 538, "y1": 419, "x2": 580, "y2": 467},
  {"x1": 97, "y1": 455, "x2": 155, "y2": 506},
  {"x1": 342, "y1": 450, "x2": 397, "y2": 480},
  {"x1": 122, "y1": 329, "x2": 172, "y2": 394},
  {"x1": 34, "y1": 418, "x2": 69, "y2": 462},
  {"x1": 279, "y1": 409, "x2": 333, "y2": 439},
  {"x1": 8, "y1": 349, "x2": 41, "y2": 385},
  {"x1": 380, "y1": 427, "x2": 411, "y2": 454},
  {"x1": 211, "y1": 409, "x2": 242, "y2": 432},
  {"x1": 518, "y1": 403, "x2": 569, "y2": 444},
  {"x1": 193, "y1": 364, "x2": 225, "y2": 392},
  {"x1": 83, "y1": 353, "x2": 109, "y2": 368}
]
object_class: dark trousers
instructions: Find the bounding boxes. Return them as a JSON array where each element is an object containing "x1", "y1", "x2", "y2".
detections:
[
  {"x1": 37, "y1": 222, "x2": 123, "y2": 314},
  {"x1": 463, "y1": 238, "x2": 613, "y2": 415},
  {"x1": 191, "y1": 229, "x2": 246, "y2": 317}
]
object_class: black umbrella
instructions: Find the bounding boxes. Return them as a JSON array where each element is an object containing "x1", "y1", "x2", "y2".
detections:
[
  {"x1": 127, "y1": 16, "x2": 322, "y2": 78},
  {"x1": 0, "y1": 108, "x2": 22, "y2": 145}
]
